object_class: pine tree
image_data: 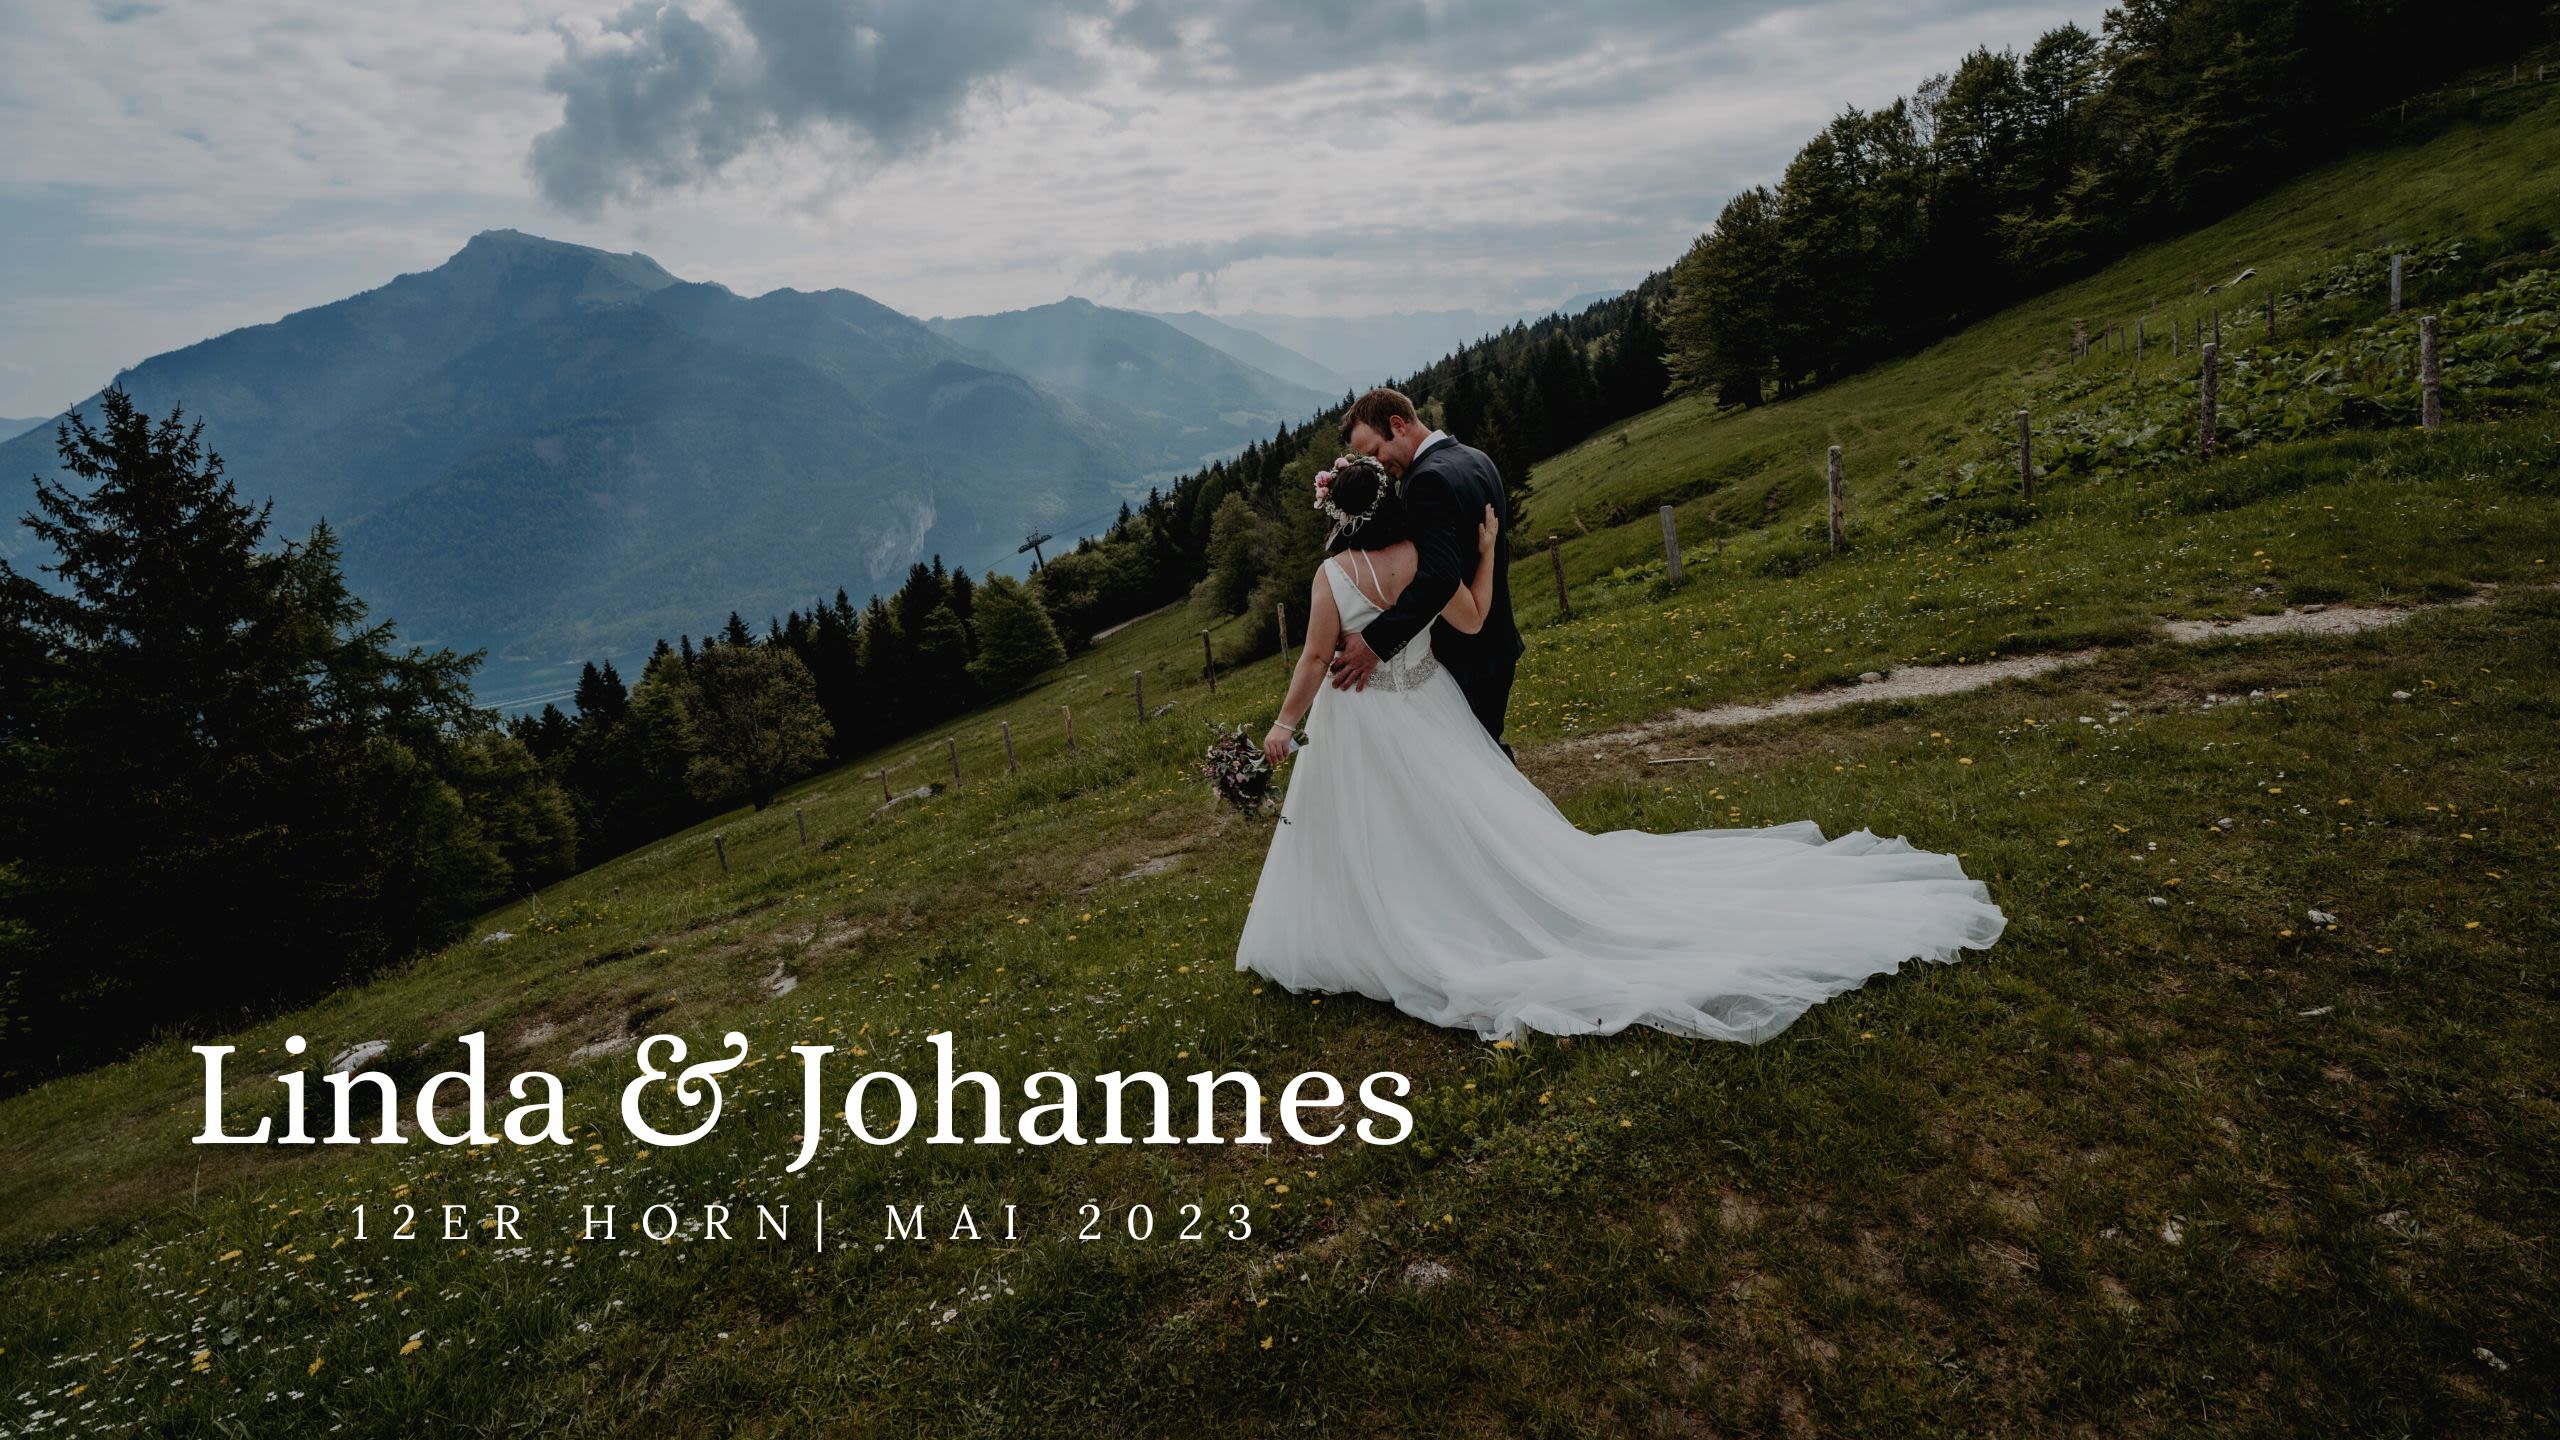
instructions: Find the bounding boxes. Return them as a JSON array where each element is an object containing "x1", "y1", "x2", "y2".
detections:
[
  {"x1": 573, "y1": 660, "x2": 628, "y2": 727},
  {"x1": 912, "y1": 601, "x2": 973, "y2": 710},
  {"x1": 807, "y1": 598, "x2": 863, "y2": 757},
  {"x1": 0, "y1": 389, "x2": 522, "y2": 1075},
  {"x1": 1665, "y1": 188, "x2": 1785, "y2": 407},
  {"x1": 515, "y1": 703, "x2": 577, "y2": 762}
]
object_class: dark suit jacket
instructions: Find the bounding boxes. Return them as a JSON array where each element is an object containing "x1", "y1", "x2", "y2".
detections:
[{"x1": 1359, "y1": 437, "x2": 1525, "y2": 720}]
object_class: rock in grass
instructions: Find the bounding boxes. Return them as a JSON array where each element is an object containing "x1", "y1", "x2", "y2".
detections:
[
  {"x1": 1402, "y1": 1260, "x2": 1457, "y2": 1289},
  {"x1": 327, "y1": 1040, "x2": 388, "y2": 1074}
]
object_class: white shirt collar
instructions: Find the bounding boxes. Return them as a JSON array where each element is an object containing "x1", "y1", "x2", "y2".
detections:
[{"x1": 1409, "y1": 429, "x2": 1450, "y2": 462}]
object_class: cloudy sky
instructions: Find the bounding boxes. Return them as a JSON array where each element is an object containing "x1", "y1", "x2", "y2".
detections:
[{"x1": 0, "y1": 0, "x2": 2110, "y2": 418}]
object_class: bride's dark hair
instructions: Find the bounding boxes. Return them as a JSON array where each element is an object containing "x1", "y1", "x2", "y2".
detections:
[{"x1": 1324, "y1": 460, "x2": 1409, "y2": 553}]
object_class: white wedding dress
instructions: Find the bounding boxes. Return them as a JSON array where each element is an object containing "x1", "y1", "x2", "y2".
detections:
[{"x1": 1234, "y1": 553, "x2": 2008, "y2": 1043}]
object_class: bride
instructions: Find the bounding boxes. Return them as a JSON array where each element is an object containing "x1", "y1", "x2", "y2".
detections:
[{"x1": 1233, "y1": 452, "x2": 2007, "y2": 1044}]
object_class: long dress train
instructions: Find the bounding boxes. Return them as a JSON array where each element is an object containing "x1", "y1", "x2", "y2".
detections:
[{"x1": 1234, "y1": 554, "x2": 2007, "y2": 1043}]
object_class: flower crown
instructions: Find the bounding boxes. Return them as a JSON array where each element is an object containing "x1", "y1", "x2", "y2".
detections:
[{"x1": 1311, "y1": 453, "x2": 1390, "y2": 536}]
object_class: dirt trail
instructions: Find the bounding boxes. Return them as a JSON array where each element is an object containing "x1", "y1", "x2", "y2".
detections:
[{"x1": 1572, "y1": 592, "x2": 2500, "y2": 756}]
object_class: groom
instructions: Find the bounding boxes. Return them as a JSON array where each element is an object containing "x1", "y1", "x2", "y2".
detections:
[{"x1": 1330, "y1": 387, "x2": 1525, "y2": 755}]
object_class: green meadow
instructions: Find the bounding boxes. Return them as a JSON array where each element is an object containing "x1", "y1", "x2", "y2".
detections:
[{"x1": 3, "y1": 75, "x2": 2556, "y2": 1439}]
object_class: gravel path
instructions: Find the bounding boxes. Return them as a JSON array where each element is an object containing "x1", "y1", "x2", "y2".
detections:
[{"x1": 1574, "y1": 592, "x2": 2500, "y2": 754}]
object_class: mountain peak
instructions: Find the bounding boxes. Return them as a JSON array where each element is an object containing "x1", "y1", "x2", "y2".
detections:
[{"x1": 445, "y1": 230, "x2": 679, "y2": 292}]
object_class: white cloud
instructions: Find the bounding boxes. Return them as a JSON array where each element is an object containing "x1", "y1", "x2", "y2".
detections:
[{"x1": 0, "y1": 0, "x2": 2112, "y2": 414}]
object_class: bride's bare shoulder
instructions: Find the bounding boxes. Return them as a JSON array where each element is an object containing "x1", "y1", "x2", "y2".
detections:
[{"x1": 1371, "y1": 538, "x2": 1417, "y2": 569}]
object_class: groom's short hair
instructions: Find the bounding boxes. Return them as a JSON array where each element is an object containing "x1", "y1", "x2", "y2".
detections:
[{"x1": 1341, "y1": 387, "x2": 1418, "y2": 440}]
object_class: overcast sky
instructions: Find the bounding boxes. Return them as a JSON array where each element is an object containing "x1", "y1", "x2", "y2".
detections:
[{"x1": 0, "y1": 0, "x2": 2110, "y2": 417}]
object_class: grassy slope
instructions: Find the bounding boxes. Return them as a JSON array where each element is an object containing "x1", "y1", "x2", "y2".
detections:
[{"x1": 3, "y1": 80, "x2": 2557, "y2": 1439}]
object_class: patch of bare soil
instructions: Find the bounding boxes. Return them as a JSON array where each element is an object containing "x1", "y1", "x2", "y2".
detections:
[
  {"x1": 1568, "y1": 591, "x2": 2500, "y2": 759},
  {"x1": 1592, "y1": 650, "x2": 2100, "y2": 754},
  {"x1": 2159, "y1": 591, "x2": 2492, "y2": 643}
]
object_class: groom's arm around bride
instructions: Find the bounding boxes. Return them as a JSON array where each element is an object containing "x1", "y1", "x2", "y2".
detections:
[{"x1": 1329, "y1": 388, "x2": 1525, "y2": 753}]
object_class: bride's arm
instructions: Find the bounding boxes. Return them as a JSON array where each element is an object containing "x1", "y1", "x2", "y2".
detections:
[
  {"x1": 1438, "y1": 504, "x2": 1501, "y2": 635},
  {"x1": 1265, "y1": 569, "x2": 1342, "y2": 764}
]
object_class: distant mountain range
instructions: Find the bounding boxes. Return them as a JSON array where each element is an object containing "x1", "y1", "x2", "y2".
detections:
[
  {"x1": 927, "y1": 299, "x2": 1331, "y2": 481},
  {"x1": 1135, "y1": 312, "x2": 1351, "y2": 397},
  {"x1": 0, "y1": 232, "x2": 1171, "y2": 707},
  {"x1": 1163, "y1": 294, "x2": 1623, "y2": 393},
  {"x1": 1, "y1": 231, "x2": 1621, "y2": 710}
]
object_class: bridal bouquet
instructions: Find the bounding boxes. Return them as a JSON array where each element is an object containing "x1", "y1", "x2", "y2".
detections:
[{"x1": 1202, "y1": 725, "x2": 1286, "y2": 818}]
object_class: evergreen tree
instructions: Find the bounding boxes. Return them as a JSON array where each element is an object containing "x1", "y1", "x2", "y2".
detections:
[
  {"x1": 894, "y1": 560, "x2": 947, "y2": 640},
  {"x1": 858, "y1": 592, "x2": 907, "y2": 742},
  {"x1": 515, "y1": 703, "x2": 577, "y2": 763},
  {"x1": 573, "y1": 661, "x2": 628, "y2": 727},
  {"x1": 1523, "y1": 332, "x2": 1598, "y2": 455},
  {"x1": 1665, "y1": 187, "x2": 1785, "y2": 406},
  {"x1": 0, "y1": 390, "x2": 537, "y2": 1077},
  {"x1": 807, "y1": 597, "x2": 863, "y2": 758},
  {"x1": 911, "y1": 601, "x2": 973, "y2": 708},
  {"x1": 1596, "y1": 294, "x2": 1671, "y2": 420}
]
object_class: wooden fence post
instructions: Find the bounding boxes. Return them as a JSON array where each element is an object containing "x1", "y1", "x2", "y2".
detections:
[
  {"x1": 713, "y1": 833, "x2": 729, "y2": 874},
  {"x1": 2136, "y1": 319, "x2": 2145, "y2": 361},
  {"x1": 2073, "y1": 319, "x2": 2088, "y2": 357},
  {"x1": 2264, "y1": 291, "x2": 2275, "y2": 339},
  {"x1": 2172, "y1": 319, "x2": 2181, "y2": 357},
  {"x1": 1133, "y1": 670, "x2": 1147, "y2": 723},
  {"x1": 1276, "y1": 602, "x2": 1290, "y2": 666},
  {"x1": 1200, "y1": 629, "x2": 1216, "y2": 692},
  {"x1": 2211, "y1": 306, "x2": 2221, "y2": 347},
  {"x1": 1002, "y1": 720, "x2": 1017, "y2": 772},
  {"x1": 1658, "y1": 505, "x2": 1684, "y2": 585},
  {"x1": 2419, "y1": 314, "x2": 2442, "y2": 431},
  {"x1": 947, "y1": 737, "x2": 961, "y2": 782},
  {"x1": 795, "y1": 806, "x2": 807, "y2": 847},
  {"x1": 1062, "y1": 706, "x2": 1076, "y2": 756},
  {"x1": 2200, "y1": 342, "x2": 2220, "y2": 455},
  {"x1": 878, "y1": 769, "x2": 891, "y2": 802},
  {"x1": 1826, "y1": 446, "x2": 1847, "y2": 553},
  {"x1": 2016, "y1": 409, "x2": 2034, "y2": 500},
  {"x1": 2390, "y1": 253, "x2": 2404, "y2": 313},
  {"x1": 1547, "y1": 534, "x2": 1570, "y2": 619}
]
